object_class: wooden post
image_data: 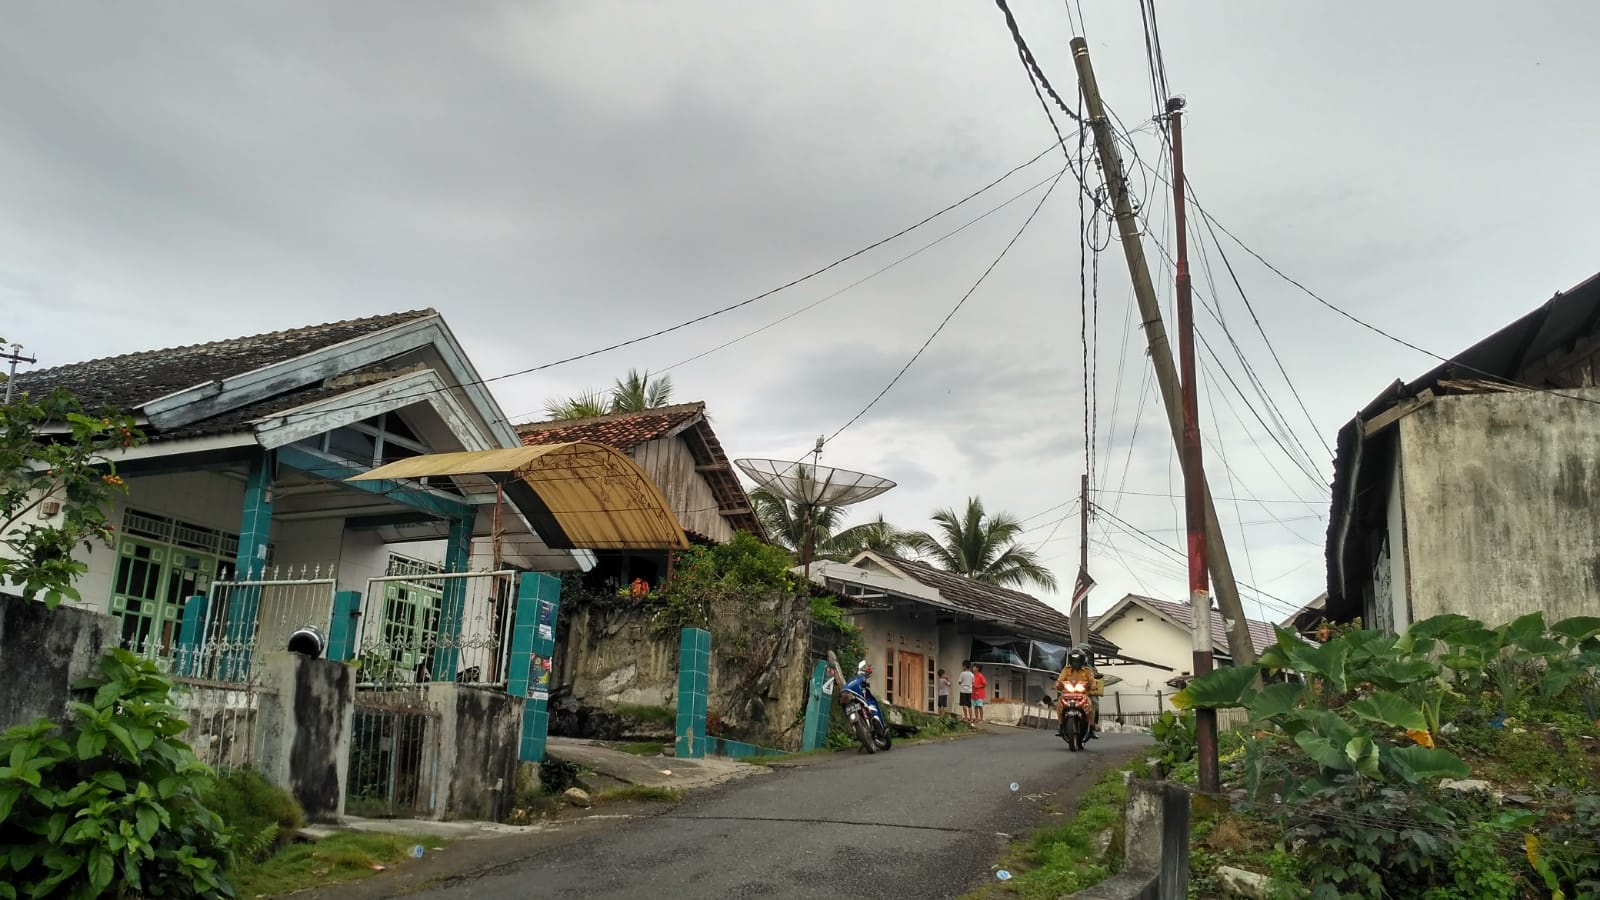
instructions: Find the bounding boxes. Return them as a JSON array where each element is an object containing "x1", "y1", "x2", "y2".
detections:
[{"x1": 1114, "y1": 690, "x2": 1124, "y2": 725}]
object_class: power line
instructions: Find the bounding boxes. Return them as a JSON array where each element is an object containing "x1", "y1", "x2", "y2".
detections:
[
  {"x1": 243, "y1": 138, "x2": 1078, "y2": 429},
  {"x1": 992, "y1": 0, "x2": 1085, "y2": 126},
  {"x1": 1095, "y1": 488, "x2": 1318, "y2": 506},
  {"x1": 823, "y1": 171, "x2": 1067, "y2": 446}
]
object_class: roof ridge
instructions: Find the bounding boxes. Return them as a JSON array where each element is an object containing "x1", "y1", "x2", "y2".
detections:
[
  {"x1": 20, "y1": 309, "x2": 438, "y2": 378},
  {"x1": 515, "y1": 400, "x2": 706, "y2": 432}
]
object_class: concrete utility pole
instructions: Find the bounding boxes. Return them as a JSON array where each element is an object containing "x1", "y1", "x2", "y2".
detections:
[
  {"x1": 3, "y1": 344, "x2": 37, "y2": 405},
  {"x1": 1068, "y1": 37, "x2": 1257, "y2": 668},
  {"x1": 1170, "y1": 98, "x2": 1220, "y2": 793},
  {"x1": 1070, "y1": 473, "x2": 1090, "y2": 650}
]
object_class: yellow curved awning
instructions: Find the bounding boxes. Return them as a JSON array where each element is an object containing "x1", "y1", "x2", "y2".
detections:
[{"x1": 350, "y1": 442, "x2": 689, "y2": 551}]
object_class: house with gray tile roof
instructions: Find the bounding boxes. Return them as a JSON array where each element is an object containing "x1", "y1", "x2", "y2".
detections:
[{"x1": 5, "y1": 310, "x2": 680, "y2": 687}]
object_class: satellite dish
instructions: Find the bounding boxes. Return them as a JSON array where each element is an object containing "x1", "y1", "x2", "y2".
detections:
[{"x1": 737, "y1": 437, "x2": 896, "y2": 577}]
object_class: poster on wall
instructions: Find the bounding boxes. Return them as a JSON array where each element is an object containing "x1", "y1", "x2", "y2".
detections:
[
  {"x1": 537, "y1": 599, "x2": 557, "y2": 643},
  {"x1": 528, "y1": 655, "x2": 552, "y2": 701}
]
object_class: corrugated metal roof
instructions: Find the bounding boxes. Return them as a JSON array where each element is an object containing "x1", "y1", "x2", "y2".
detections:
[{"x1": 351, "y1": 442, "x2": 689, "y2": 551}]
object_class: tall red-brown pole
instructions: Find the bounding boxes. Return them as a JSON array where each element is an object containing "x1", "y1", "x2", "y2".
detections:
[{"x1": 1169, "y1": 96, "x2": 1219, "y2": 793}]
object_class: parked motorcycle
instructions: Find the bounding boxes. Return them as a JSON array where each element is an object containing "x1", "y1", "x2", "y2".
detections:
[
  {"x1": 1057, "y1": 680, "x2": 1092, "y2": 752},
  {"x1": 839, "y1": 660, "x2": 893, "y2": 754}
]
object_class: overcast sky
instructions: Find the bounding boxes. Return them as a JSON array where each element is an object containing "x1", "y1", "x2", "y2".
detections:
[{"x1": 4, "y1": 2, "x2": 1597, "y2": 626}]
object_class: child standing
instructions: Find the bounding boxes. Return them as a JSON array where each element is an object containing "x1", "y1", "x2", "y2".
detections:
[
  {"x1": 937, "y1": 669, "x2": 951, "y2": 714},
  {"x1": 958, "y1": 661, "x2": 975, "y2": 722},
  {"x1": 972, "y1": 664, "x2": 988, "y2": 723}
]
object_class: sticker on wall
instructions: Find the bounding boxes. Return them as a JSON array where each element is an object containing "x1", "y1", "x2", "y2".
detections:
[{"x1": 528, "y1": 655, "x2": 552, "y2": 700}]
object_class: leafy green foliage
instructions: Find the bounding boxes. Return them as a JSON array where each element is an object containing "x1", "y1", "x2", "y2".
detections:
[
  {"x1": 543, "y1": 369, "x2": 674, "y2": 420},
  {"x1": 1, "y1": 384, "x2": 144, "y2": 607},
  {"x1": 202, "y1": 769, "x2": 304, "y2": 863},
  {"x1": 649, "y1": 532, "x2": 799, "y2": 632},
  {"x1": 0, "y1": 649, "x2": 235, "y2": 898},
  {"x1": 1151, "y1": 710, "x2": 1196, "y2": 766}
]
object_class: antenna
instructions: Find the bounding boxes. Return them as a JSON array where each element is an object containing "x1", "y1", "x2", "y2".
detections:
[{"x1": 736, "y1": 455, "x2": 896, "y2": 578}]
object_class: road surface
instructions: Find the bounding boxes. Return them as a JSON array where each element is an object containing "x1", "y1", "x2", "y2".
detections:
[{"x1": 413, "y1": 728, "x2": 1149, "y2": 900}]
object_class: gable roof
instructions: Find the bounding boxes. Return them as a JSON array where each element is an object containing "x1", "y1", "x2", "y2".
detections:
[
  {"x1": 517, "y1": 403, "x2": 764, "y2": 539},
  {"x1": 1094, "y1": 593, "x2": 1279, "y2": 660},
  {"x1": 516, "y1": 402, "x2": 706, "y2": 451},
  {"x1": 13, "y1": 311, "x2": 435, "y2": 414},
  {"x1": 869, "y1": 554, "x2": 1119, "y2": 656}
]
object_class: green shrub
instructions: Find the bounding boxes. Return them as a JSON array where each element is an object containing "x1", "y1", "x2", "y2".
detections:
[
  {"x1": 0, "y1": 648, "x2": 235, "y2": 898},
  {"x1": 1151, "y1": 709, "x2": 1196, "y2": 766},
  {"x1": 203, "y1": 769, "x2": 304, "y2": 863}
]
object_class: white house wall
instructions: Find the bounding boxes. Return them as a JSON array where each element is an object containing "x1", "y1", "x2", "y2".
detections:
[
  {"x1": 1396, "y1": 389, "x2": 1600, "y2": 628},
  {"x1": 1094, "y1": 606, "x2": 1191, "y2": 714},
  {"x1": 629, "y1": 437, "x2": 733, "y2": 543},
  {"x1": 848, "y1": 607, "x2": 940, "y2": 711}
]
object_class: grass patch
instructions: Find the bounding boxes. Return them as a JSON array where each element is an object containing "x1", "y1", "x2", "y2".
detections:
[
  {"x1": 596, "y1": 785, "x2": 684, "y2": 804},
  {"x1": 611, "y1": 704, "x2": 676, "y2": 725},
  {"x1": 970, "y1": 759, "x2": 1150, "y2": 898},
  {"x1": 601, "y1": 740, "x2": 670, "y2": 756},
  {"x1": 231, "y1": 832, "x2": 442, "y2": 898}
]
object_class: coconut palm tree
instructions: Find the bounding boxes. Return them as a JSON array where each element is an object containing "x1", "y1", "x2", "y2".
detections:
[
  {"x1": 750, "y1": 488, "x2": 848, "y2": 558},
  {"x1": 610, "y1": 369, "x2": 674, "y2": 412},
  {"x1": 543, "y1": 370, "x2": 675, "y2": 420},
  {"x1": 905, "y1": 496, "x2": 1057, "y2": 592},
  {"x1": 825, "y1": 514, "x2": 914, "y2": 561}
]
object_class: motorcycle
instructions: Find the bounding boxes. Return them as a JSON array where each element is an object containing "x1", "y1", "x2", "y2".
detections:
[
  {"x1": 1056, "y1": 680, "x2": 1092, "y2": 752},
  {"x1": 840, "y1": 668, "x2": 893, "y2": 754}
]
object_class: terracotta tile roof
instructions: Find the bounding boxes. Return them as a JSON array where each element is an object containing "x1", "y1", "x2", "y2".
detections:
[
  {"x1": 515, "y1": 403, "x2": 707, "y2": 452},
  {"x1": 11, "y1": 311, "x2": 436, "y2": 415},
  {"x1": 516, "y1": 403, "x2": 765, "y2": 540},
  {"x1": 1112, "y1": 594, "x2": 1280, "y2": 659},
  {"x1": 878, "y1": 555, "x2": 1119, "y2": 656}
]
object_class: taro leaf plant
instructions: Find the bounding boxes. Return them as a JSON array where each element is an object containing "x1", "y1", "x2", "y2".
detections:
[{"x1": 0, "y1": 649, "x2": 237, "y2": 899}]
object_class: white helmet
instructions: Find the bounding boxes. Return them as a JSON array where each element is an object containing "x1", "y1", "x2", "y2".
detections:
[{"x1": 857, "y1": 660, "x2": 873, "y2": 676}]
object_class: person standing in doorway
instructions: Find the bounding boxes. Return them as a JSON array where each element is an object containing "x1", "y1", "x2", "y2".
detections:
[
  {"x1": 958, "y1": 661, "x2": 975, "y2": 722},
  {"x1": 937, "y1": 668, "x2": 951, "y2": 716},
  {"x1": 972, "y1": 664, "x2": 989, "y2": 723}
]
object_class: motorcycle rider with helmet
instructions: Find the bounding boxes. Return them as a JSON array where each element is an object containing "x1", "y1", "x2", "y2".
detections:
[{"x1": 1055, "y1": 647, "x2": 1102, "y2": 739}]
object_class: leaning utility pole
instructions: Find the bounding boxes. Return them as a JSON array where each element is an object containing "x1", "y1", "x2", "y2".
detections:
[
  {"x1": 3, "y1": 343, "x2": 37, "y2": 405},
  {"x1": 1068, "y1": 37, "x2": 1257, "y2": 668},
  {"x1": 1170, "y1": 98, "x2": 1219, "y2": 792}
]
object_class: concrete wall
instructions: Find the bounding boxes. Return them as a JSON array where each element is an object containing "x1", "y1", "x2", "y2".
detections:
[
  {"x1": 0, "y1": 594, "x2": 120, "y2": 731},
  {"x1": 1397, "y1": 389, "x2": 1600, "y2": 627},
  {"x1": 256, "y1": 651, "x2": 355, "y2": 823},
  {"x1": 425, "y1": 684, "x2": 524, "y2": 822},
  {"x1": 557, "y1": 601, "x2": 680, "y2": 709}
]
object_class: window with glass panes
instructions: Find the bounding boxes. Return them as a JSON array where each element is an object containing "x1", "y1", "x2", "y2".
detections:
[
  {"x1": 109, "y1": 510, "x2": 236, "y2": 653},
  {"x1": 379, "y1": 554, "x2": 446, "y2": 669}
]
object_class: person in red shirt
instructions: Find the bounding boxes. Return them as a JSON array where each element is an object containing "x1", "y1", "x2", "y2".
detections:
[{"x1": 971, "y1": 664, "x2": 988, "y2": 723}]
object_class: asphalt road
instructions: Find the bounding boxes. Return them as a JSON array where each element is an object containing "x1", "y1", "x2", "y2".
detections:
[{"x1": 412, "y1": 728, "x2": 1150, "y2": 900}]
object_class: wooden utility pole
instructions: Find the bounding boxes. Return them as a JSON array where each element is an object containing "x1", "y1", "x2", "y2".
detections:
[
  {"x1": 1170, "y1": 98, "x2": 1219, "y2": 792},
  {"x1": 1070, "y1": 473, "x2": 1090, "y2": 650},
  {"x1": 1068, "y1": 36, "x2": 1257, "y2": 668}
]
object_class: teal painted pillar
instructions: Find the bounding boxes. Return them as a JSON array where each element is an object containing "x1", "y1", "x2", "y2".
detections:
[
  {"x1": 507, "y1": 572, "x2": 561, "y2": 762},
  {"x1": 325, "y1": 590, "x2": 362, "y2": 662},
  {"x1": 431, "y1": 515, "x2": 474, "y2": 681},
  {"x1": 675, "y1": 628, "x2": 711, "y2": 759},
  {"x1": 801, "y1": 660, "x2": 834, "y2": 751},
  {"x1": 175, "y1": 595, "x2": 209, "y2": 677},
  {"x1": 224, "y1": 450, "x2": 274, "y2": 681}
]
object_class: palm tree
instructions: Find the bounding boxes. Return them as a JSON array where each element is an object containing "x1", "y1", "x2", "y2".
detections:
[
  {"x1": 543, "y1": 370, "x2": 675, "y2": 421},
  {"x1": 825, "y1": 514, "x2": 913, "y2": 561},
  {"x1": 905, "y1": 496, "x2": 1057, "y2": 592},
  {"x1": 611, "y1": 369, "x2": 674, "y2": 412},
  {"x1": 750, "y1": 488, "x2": 848, "y2": 558},
  {"x1": 543, "y1": 390, "x2": 611, "y2": 421}
]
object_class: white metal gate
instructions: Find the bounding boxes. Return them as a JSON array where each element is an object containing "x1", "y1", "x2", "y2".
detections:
[{"x1": 355, "y1": 569, "x2": 517, "y2": 688}]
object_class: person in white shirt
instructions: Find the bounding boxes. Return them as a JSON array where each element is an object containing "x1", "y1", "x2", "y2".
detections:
[{"x1": 957, "y1": 660, "x2": 976, "y2": 722}]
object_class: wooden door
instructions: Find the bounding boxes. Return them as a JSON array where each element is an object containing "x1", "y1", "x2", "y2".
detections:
[{"x1": 896, "y1": 651, "x2": 926, "y2": 710}]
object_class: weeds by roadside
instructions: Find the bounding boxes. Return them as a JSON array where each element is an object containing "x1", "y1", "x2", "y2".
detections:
[{"x1": 232, "y1": 832, "x2": 444, "y2": 898}]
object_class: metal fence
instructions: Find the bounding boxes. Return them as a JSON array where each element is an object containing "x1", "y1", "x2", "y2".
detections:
[
  {"x1": 172, "y1": 679, "x2": 273, "y2": 771},
  {"x1": 355, "y1": 569, "x2": 517, "y2": 688},
  {"x1": 346, "y1": 687, "x2": 442, "y2": 818},
  {"x1": 1016, "y1": 693, "x2": 1251, "y2": 733}
]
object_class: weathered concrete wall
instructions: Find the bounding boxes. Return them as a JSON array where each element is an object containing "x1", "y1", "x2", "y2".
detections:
[
  {"x1": 1397, "y1": 389, "x2": 1600, "y2": 628},
  {"x1": 0, "y1": 594, "x2": 120, "y2": 731},
  {"x1": 257, "y1": 652, "x2": 354, "y2": 823},
  {"x1": 1069, "y1": 780, "x2": 1189, "y2": 900},
  {"x1": 554, "y1": 592, "x2": 812, "y2": 751},
  {"x1": 425, "y1": 684, "x2": 523, "y2": 822}
]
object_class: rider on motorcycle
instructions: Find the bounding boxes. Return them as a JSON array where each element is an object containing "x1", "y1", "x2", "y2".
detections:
[{"x1": 1055, "y1": 648, "x2": 1102, "y2": 739}]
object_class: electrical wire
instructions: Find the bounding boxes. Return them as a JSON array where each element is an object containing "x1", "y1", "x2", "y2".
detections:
[{"x1": 822, "y1": 170, "x2": 1067, "y2": 446}]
